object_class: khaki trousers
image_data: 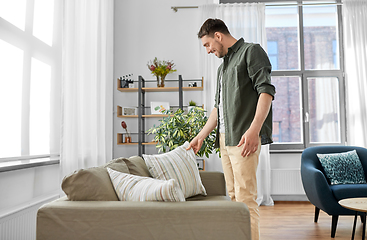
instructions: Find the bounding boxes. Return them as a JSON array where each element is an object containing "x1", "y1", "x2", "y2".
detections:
[{"x1": 219, "y1": 133, "x2": 261, "y2": 240}]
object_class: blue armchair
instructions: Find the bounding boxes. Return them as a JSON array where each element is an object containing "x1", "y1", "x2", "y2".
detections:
[{"x1": 301, "y1": 146, "x2": 367, "y2": 238}]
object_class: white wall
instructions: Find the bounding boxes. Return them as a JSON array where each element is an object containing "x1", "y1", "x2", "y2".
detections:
[{"x1": 0, "y1": 165, "x2": 60, "y2": 215}]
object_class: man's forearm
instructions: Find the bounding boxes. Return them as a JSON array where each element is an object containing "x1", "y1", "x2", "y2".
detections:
[
  {"x1": 197, "y1": 108, "x2": 218, "y2": 140},
  {"x1": 249, "y1": 93, "x2": 273, "y2": 134}
]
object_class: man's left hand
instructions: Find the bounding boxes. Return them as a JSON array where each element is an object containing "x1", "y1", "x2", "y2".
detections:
[{"x1": 237, "y1": 128, "x2": 259, "y2": 157}]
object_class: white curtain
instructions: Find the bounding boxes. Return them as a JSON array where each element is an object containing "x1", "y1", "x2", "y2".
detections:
[
  {"x1": 343, "y1": 0, "x2": 367, "y2": 147},
  {"x1": 199, "y1": 3, "x2": 273, "y2": 206},
  {"x1": 61, "y1": 0, "x2": 114, "y2": 179}
]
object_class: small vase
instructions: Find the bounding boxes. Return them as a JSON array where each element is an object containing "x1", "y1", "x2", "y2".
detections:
[
  {"x1": 125, "y1": 136, "x2": 131, "y2": 143},
  {"x1": 188, "y1": 106, "x2": 195, "y2": 112},
  {"x1": 156, "y1": 75, "x2": 166, "y2": 87}
]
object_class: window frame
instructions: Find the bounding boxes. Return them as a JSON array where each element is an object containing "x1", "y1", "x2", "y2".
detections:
[
  {"x1": 270, "y1": 1, "x2": 345, "y2": 150},
  {"x1": 0, "y1": 0, "x2": 61, "y2": 163}
]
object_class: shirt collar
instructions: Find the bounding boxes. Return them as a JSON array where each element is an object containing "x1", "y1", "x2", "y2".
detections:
[{"x1": 227, "y1": 38, "x2": 244, "y2": 56}]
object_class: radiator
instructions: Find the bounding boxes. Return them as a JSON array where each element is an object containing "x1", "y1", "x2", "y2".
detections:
[
  {"x1": 0, "y1": 194, "x2": 59, "y2": 240},
  {"x1": 271, "y1": 169, "x2": 305, "y2": 195}
]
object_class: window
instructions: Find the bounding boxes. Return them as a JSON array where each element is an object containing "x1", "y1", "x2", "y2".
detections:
[
  {"x1": 267, "y1": 41, "x2": 279, "y2": 70},
  {"x1": 0, "y1": 0, "x2": 61, "y2": 160},
  {"x1": 265, "y1": 0, "x2": 345, "y2": 150}
]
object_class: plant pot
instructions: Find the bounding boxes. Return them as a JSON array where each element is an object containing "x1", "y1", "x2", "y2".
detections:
[
  {"x1": 188, "y1": 106, "x2": 195, "y2": 112},
  {"x1": 125, "y1": 136, "x2": 132, "y2": 143},
  {"x1": 156, "y1": 75, "x2": 166, "y2": 87}
]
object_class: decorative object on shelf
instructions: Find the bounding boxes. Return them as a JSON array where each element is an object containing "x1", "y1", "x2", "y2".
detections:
[
  {"x1": 147, "y1": 107, "x2": 219, "y2": 158},
  {"x1": 196, "y1": 159, "x2": 205, "y2": 171},
  {"x1": 188, "y1": 100, "x2": 197, "y2": 112},
  {"x1": 147, "y1": 57, "x2": 177, "y2": 87},
  {"x1": 122, "y1": 107, "x2": 137, "y2": 116},
  {"x1": 150, "y1": 102, "x2": 170, "y2": 114},
  {"x1": 119, "y1": 74, "x2": 134, "y2": 88},
  {"x1": 121, "y1": 121, "x2": 131, "y2": 143},
  {"x1": 188, "y1": 82, "x2": 197, "y2": 87}
]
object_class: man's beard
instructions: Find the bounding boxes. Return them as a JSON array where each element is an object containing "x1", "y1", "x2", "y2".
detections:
[{"x1": 214, "y1": 40, "x2": 226, "y2": 58}]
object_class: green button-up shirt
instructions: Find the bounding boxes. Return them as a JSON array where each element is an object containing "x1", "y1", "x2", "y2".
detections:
[{"x1": 214, "y1": 38, "x2": 276, "y2": 147}]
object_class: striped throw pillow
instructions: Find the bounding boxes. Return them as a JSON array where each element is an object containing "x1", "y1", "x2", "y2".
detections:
[
  {"x1": 107, "y1": 168, "x2": 185, "y2": 202},
  {"x1": 143, "y1": 141, "x2": 207, "y2": 198}
]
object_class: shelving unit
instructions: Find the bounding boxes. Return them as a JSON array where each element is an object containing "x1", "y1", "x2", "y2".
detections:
[{"x1": 117, "y1": 75, "x2": 203, "y2": 155}]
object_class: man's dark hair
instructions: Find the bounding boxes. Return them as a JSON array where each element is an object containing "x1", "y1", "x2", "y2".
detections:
[{"x1": 197, "y1": 18, "x2": 230, "y2": 39}]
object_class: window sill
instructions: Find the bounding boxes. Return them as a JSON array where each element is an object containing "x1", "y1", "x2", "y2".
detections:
[
  {"x1": 270, "y1": 149, "x2": 304, "y2": 154},
  {"x1": 0, "y1": 156, "x2": 60, "y2": 173}
]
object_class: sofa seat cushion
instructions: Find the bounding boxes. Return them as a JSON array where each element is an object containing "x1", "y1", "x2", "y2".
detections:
[
  {"x1": 37, "y1": 197, "x2": 251, "y2": 240},
  {"x1": 186, "y1": 195, "x2": 230, "y2": 201},
  {"x1": 330, "y1": 183, "x2": 367, "y2": 201}
]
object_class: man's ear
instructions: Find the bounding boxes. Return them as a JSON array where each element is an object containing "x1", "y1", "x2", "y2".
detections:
[{"x1": 214, "y1": 32, "x2": 222, "y2": 42}]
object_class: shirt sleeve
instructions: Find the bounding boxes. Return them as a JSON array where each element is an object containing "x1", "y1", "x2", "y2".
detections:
[{"x1": 246, "y1": 44, "x2": 276, "y2": 99}]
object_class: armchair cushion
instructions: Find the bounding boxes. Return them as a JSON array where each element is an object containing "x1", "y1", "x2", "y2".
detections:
[
  {"x1": 330, "y1": 184, "x2": 367, "y2": 201},
  {"x1": 317, "y1": 150, "x2": 366, "y2": 185}
]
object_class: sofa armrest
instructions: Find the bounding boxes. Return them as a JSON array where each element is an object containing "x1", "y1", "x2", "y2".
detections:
[
  {"x1": 37, "y1": 197, "x2": 251, "y2": 240},
  {"x1": 199, "y1": 171, "x2": 226, "y2": 196}
]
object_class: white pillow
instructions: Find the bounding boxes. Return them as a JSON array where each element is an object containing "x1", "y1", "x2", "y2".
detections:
[
  {"x1": 143, "y1": 141, "x2": 207, "y2": 198},
  {"x1": 107, "y1": 168, "x2": 185, "y2": 202}
]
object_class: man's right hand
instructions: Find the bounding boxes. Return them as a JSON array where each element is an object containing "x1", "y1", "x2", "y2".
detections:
[
  {"x1": 186, "y1": 108, "x2": 218, "y2": 154},
  {"x1": 186, "y1": 136, "x2": 203, "y2": 154}
]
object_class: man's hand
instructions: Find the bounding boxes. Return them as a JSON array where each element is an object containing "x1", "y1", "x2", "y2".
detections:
[
  {"x1": 186, "y1": 136, "x2": 204, "y2": 154},
  {"x1": 237, "y1": 93, "x2": 272, "y2": 157},
  {"x1": 186, "y1": 108, "x2": 218, "y2": 154},
  {"x1": 237, "y1": 128, "x2": 259, "y2": 157}
]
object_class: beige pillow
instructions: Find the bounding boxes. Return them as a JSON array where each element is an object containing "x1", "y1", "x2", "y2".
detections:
[
  {"x1": 107, "y1": 168, "x2": 185, "y2": 202},
  {"x1": 61, "y1": 157, "x2": 129, "y2": 201},
  {"x1": 143, "y1": 141, "x2": 207, "y2": 198},
  {"x1": 123, "y1": 156, "x2": 152, "y2": 177}
]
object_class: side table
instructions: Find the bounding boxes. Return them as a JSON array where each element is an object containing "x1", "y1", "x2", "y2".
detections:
[{"x1": 339, "y1": 198, "x2": 367, "y2": 240}]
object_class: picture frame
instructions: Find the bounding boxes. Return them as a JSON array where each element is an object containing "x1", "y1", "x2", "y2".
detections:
[
  {"x1": 150, "y1": 102, "x2": 170, "y2": 114},
  {"x1": 122, "y1": 107, "x2": 137, "y2": 116},
  {"x1": 196, "y1": 159, "x2": 205, "y2": 171}
]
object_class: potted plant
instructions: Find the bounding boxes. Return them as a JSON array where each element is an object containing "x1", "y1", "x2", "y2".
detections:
[
  {"x1": 188, "y1": 100, "x2": 197, "y2": 112},
  {"x1": 147, "y1": 107, "x2": 219, "y2": 158},
  {"x1": 147, "y1": 57, "x2": 177, "y2": 87}
]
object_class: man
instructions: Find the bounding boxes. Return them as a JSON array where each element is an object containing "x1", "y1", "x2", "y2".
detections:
[{"x1": 187, "y1": 18, "x2": 275, "y2": 240}]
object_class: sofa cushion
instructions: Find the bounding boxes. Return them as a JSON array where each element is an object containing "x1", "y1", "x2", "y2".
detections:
[
  {"x1": 317, "y1": 150, "x2": 367, "y2": 185},
  {"x1": 107, "y1": 168, "x2": 185, "y2": 202},
  {"x1": 143, "y1": 141, "x2": 206, "y2": 198},
  {"x1": 330, "y1": 184, "x2": 367, "y2": 201},
  {"x1": 123, "y1": 155, "x2": 152, "y2": 177},
  {"x1": 61, "y1": 157, "x2": 129, "y2": 201}
]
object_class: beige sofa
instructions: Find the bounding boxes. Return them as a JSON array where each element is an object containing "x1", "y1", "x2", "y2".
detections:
[{"x1": 36, "y1": 156, "x2": 251, "y2": 240}]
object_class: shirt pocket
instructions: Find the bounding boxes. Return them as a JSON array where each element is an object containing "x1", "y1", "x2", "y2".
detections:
[{"x1": 229, "y1": 64, "x2": 248, "y2": 90}]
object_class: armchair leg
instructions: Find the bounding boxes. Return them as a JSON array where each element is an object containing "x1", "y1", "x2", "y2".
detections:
[
  {"x1": 361, "y1": 214, "x2": 366, "y2": 224},
  {"x1": 331, "y1": 215, "x2": 339, "y2": 238},
  {"x1": 314, "y1": 207, "x2": 320, "y2": 223}
]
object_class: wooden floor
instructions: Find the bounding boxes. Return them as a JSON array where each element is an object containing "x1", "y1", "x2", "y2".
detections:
[{"x1": 259, "y1": 201, "x2": 364, "y2": 240}]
